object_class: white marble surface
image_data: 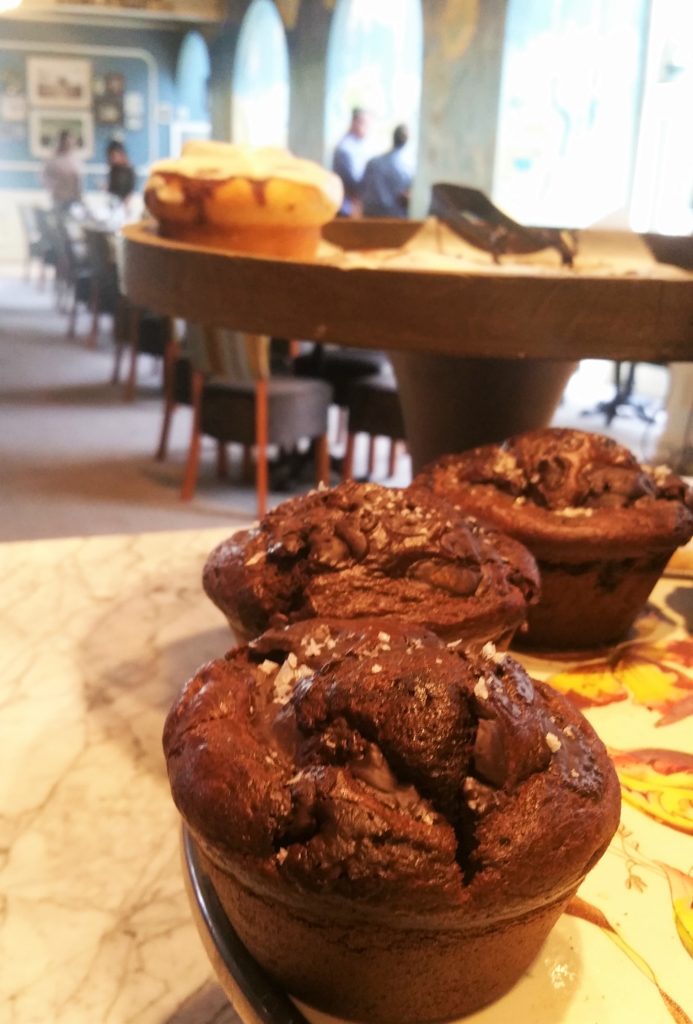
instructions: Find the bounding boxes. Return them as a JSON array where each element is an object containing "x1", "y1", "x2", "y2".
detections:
[
  {"x1": 1, "y1": 529, "x2": 241, "y2": 1024},
  {"x1": 2, "y1": 530, "x2": 692, "y2": 1024}
]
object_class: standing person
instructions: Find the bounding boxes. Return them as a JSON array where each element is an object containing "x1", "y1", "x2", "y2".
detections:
[
  {"x1": 106, "y1": 139, "x2": 136, "y2": 206},
  {"x1": 332, "y1": 107, "x2": 370, "y2": 217},
  {"x1": 361, "y1": 124, "x2": 413, "y2": 218},
  {"x1": 43, "y1": 129, "x2": 83, "y2": 212}
]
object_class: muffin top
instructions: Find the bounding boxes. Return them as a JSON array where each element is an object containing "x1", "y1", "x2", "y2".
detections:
[
  {"x1": 413, "y1": 428, "x2": 693, "y2": 561},
  {"x1": 203, "y1": 481, "x2": 539, "y2": 644},
  {"x1": 164, "y1": 618, "x2": 620, "y2": 924}
]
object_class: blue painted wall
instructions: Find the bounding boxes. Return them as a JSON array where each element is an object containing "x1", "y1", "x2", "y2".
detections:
[{"x1": 0, "y1": 17, "x2": 186, "y2": 192}]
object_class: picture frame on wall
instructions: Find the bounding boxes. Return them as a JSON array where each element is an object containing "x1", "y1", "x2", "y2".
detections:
[
  {"x1": 94, "y1": 95, "x2": 124, "y2": 125},
  {"x1": 27, "y1": 56, "x2": 91, "y2": 109},
  {"x1": 93, "y1": 71, "x2": 125, "y2": 126},
  {"x1": 29, "y1": 109, "x2": 94, "y2": 158}
]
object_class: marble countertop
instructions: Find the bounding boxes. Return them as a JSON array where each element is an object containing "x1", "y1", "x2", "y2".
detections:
[
  {"x1": 1, "y1": 529, "x2": 242, "y2": 1024},
  {"x1": 3, "y1": 529, "x2": 692, "y2": 1024}
]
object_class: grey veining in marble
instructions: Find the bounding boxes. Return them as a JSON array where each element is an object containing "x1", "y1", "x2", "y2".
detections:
[{"x1": 1, "y1": 530, "x2": 239, "y2": 1024}]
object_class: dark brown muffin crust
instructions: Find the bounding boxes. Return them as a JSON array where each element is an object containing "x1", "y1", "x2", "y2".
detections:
[
  {"x1": 202, "y1": 481, "x2": 539, "y2": 644},
  {"x1": 164, "y1": 618, "x2": 620, "y2": 925},
  {"x1": 412, "y1": 428, "x2": 693, "y2": 562}
]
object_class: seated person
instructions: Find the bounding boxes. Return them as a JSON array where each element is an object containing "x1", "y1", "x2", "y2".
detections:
[{"x1": 106, "y1": 139, "x2": 136, "y2": 204}]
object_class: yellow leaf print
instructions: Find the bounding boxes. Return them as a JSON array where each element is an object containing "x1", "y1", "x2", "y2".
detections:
[
  {"x1": 610, "y1": 749, "x2": 693, "y2": 835},
  {"x1": 547, "y1": 660, "x2": 627, "y2": 707},
  {"x1": 614, "y1": 646, "x2": 693, "y2": 724},
  {"x1": 656, "y1": 862, "x2": 693, "y2": 961},
  {"x1": 545, "y1": 638, "x2": 693, "y2": 724}
]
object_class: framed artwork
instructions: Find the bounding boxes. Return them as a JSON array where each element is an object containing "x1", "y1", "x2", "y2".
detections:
[
  {"x1": 104, "y1": 72, "x2": 125, "y2": 97},
  {"x1": 94, "y1": 95, "x2": 124, "y2": 125},
  {"x1": 29, "y1": 110, "x2": 94, "y2": 158},
  {"x1": 94, "y1": 71, "x2": 125, "y2": 125},
  {"x1": 27, "y1": 56, "x2": 91, "y2": 109}
]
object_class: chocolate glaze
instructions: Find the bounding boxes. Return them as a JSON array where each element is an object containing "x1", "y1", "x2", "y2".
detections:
[
  {"x1": 413, "y1": 428, "x2": 693, "y2": 563},
  {"x1": 203, "y1": 481, "x2": 540, "y2": 644},
  {"x1": 163, "y1": 618, "x2": 620, "y2": 920}
]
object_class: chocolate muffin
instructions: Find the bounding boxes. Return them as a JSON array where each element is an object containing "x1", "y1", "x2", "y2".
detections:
[
  {"x1": 164, "y1": 618, "x2": 620, "y2": 1023},
  {"x1": 203, "y1": 480, "x2": 539, "y2": 650},
  {"x1": 413, "y1": 428, "x2": 693, "y2": 649}
]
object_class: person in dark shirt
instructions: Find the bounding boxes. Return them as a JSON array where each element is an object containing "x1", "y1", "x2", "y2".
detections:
[
  {"x1": 106, "y1": 139, "x2": 136, "y2": 203},
  {"x1": 361, "y1": 124, "x2": 413, "y2": 218},
  {"x1": 332, "y1": 107, "x2": 371, "y2": 217}
]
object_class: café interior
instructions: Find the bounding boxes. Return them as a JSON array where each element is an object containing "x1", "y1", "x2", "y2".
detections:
[
  {"x1": 1, "y1": 0, "x2": 691, "y2": 541},
  {"x1": 1, "y1": 4, "x2": 692, "y2": 1024}
]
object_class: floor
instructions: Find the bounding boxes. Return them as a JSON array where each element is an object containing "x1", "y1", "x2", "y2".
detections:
[{"x1": 0, "y1": 265, "x2": 670, "y2": 543}]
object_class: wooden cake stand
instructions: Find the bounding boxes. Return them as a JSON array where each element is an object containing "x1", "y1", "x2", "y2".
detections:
[{"x1": 121, "y1": 221, "x2": 692, "y2": 470}]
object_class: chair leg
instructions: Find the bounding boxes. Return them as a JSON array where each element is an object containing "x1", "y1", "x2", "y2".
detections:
[
  {"x1": 54, "y1": 261, "x2": 66, "y2": 310},
  {"x1": 181, "y1": 370, "x2": 204, "y2": 501},
  {"x1": 255, "y1": 378, "x2": 268, "y2": 518},
  {"x1": 124, "y1": 305, "x2": 141, "y2": 402},
  {"x1": 112, "y1": 339, "x2": 125, "y2": 385},
  {"x1": 155, "y1": 334, "x2": 177, "y2": 460},
  {"x1": 342, "y1": 433, "x2": 356, "y2": 481},
  {"x1": 216, "y1": 441, "x2": 228, "y2": 479},
  {"x1": 87, "y1": 281, "x2": 100, "y2": 348},
  {"x1": 388, "y1": 438, "x2": 397, "y2": 478},
  {"x1": 67, "y1": 289, "x2": 78, "y2": 339},
  {"x1": 315, "y1": 434, "x2": 330, "y2": 487},
  {"x1": 368, "y1": 435, "x2": 377, "y2": 478}
]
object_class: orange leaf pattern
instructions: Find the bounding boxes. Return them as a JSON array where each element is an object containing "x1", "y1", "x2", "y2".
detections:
[{"x1": 546, "y1": 638, "x2": 693, "y2": 726}]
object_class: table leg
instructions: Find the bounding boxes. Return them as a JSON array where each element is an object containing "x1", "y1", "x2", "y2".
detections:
[{"x1": 390, "y1": 353, "x2": 576, "y2": 472}]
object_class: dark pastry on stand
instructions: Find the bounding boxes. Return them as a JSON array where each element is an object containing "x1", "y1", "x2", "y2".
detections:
[
  {"x1": 164, "y1": 618, "x2": 621, "y2": 1023},
  {"x1": 412, "y1": 428, "x2": 693, "y2": 648},
  {"x1": 202, "y1": 480, "x2": 539, "y2": 650}
]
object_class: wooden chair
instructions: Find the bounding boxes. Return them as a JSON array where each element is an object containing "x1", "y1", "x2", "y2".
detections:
[
  {"x1": 32, "y1": 207, "x2": 60, "y2": 290},
  {"x1": 115, "y1": 301, "x2": 170, "y2": 399},
  {"x1": 81, "y1": 227, "x2": 124, "y2": 347},
  {"x1": 33, "y1": 209, "x2": 80, "y2": 313},
  {"x1": 82, "y1": 228, "x2": 169, "y2": 393},
  {"x1": 155, "y1": 328, "x2": 191, "y2": 462},
  {"x1": 342, "y1": 363, "x2": 407, "y2": 481},
  {"x1": 180, "y1": 325, "x2": 333, "y2": 515},
  {"x1": 293, "y1": 342, "x2": 388, "y2": 445}
]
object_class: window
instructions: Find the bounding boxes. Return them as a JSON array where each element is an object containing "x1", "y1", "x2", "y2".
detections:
[
  {"x1": 233, "y1": 0, "x2": 290, "y2": 147},
  {"x1": 493, "y1": 0, "x2": 648, "y2": 228},
  {"x1": 172, "y1": 31, "x2": 212, "y2": 155},
  {"x1": 630, "y1": 0, "x2": 693, "y2": 233},
  {"x1": 324, "y1": 0, "x2": 423, "y2": 167}
]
